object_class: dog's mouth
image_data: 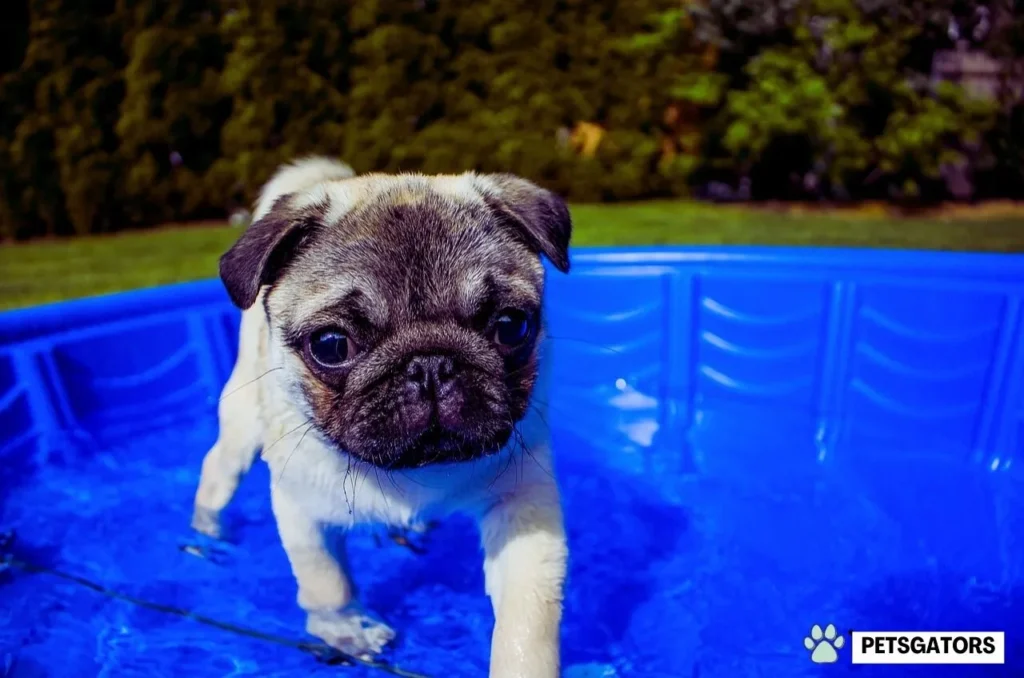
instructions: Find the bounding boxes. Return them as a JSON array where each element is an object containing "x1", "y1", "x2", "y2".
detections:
[
  {"x1": 338, "y1": 419, "x2": 513, "y2": 471},
  {"x1": 417, "y1": 423, "x2": 463, "y2": 452},
  {"x1": 389, "y1": 422, "x2": 512, "y2": 470}
]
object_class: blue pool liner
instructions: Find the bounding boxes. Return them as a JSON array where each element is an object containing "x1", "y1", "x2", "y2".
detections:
[{"x1": 2, "y1": 245, "x2": 1024, "y2": 677}]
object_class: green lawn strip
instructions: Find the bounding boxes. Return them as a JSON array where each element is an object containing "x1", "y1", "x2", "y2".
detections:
[{"x1": 2, "y1": 203, "x2": 1022, "y2": 310}]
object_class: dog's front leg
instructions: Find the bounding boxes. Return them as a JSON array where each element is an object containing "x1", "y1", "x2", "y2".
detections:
[
  {"x1": 270, "y1": 487, "x2": 395, "y2": 657},
  {"x1": 481, "y1": 481, "x2": 568, "y2": 678}
]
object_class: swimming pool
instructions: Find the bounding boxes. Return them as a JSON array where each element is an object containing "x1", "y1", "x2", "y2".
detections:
[{"x1": 2, "y1": 246, "x2": 1022, "y2": 677}]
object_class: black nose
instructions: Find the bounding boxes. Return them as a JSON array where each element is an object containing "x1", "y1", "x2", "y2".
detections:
[{"x1": 404, "y1": 354, "x2": 459, "y2": 397}]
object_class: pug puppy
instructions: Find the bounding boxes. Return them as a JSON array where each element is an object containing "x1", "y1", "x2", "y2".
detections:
[{"x1": 191, "y1": 157, "x2": 570, "y2": 678}]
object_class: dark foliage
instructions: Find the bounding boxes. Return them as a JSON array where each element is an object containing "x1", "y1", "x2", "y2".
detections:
[{"x1": 0, "y1": 0, "x2": 1020, "y2": 238}]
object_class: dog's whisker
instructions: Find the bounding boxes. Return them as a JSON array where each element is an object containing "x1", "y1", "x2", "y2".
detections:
[
  {"x1": 342, "y1": 454, "x2": 355, "y2": 518},
  {"x1": 371, "y1": 465, "x2": 391, "y2": 513},
  {"x1": 513, "y1": 428, "x2": 529, "y2": 492},
  {"x1": 274, "y1": 422, "x2": 315, "y2": 488},
  {"x1": 393, "y1": 468, "x2": 432, "y2": 488},
  {"x1": 526, "y1": 402, "x2": 558, "y2": 436},
  {"x1": 507, "y1": 416, "x2": 527, "y2": 492},
  {"x1": 219, "y1": 367, "x2": 284, "y2": 402},
  {"x1": 383, "y1": 467, "x2": 404, "y2": 495},
  {"x1": 260, "y1": 417, "x2": 314, "y2": 460},
  {"x1": 490, "y1": 454, "x2": 513, "y2": 492},
  {"x1": 488, "y1": 416, "x2": 520, "y2": 491},
  {"x1": 515, "y1": 442, "x2": 525, "y2": 490},
  {"x1": 523, "y1": 445, "x2": 556, "y2": 484},
  {"x1": 352, "y1": 452, "x2": 377, "y2": 501},
  {"x1": 515, "y1": 391, "x2": 574, "y2": 422},
  {"x1": 478, "y1": 361, "x2": 537, "y2": 382},
  {"x1": 493, "y1": 440, "x2": 519, "y2": 494}
]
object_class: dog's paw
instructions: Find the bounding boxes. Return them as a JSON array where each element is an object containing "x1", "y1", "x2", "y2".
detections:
[
  {"x1": 190, "y1": 505, "x2": 225, "y2": 540},
  {"x1": 306, "y1": 608, "x2": 396, "y2": 658}
]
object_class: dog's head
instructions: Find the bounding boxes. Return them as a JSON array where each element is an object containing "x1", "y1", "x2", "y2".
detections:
[{"x1": 220, "y1": 165, "x2": 571, "y2": 470}]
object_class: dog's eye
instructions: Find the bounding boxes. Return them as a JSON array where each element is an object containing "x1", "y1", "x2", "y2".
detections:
[
  {"x1": 308, "y1": 328, "x2": 354, "y2": 367},
  {"x1": 494, "y1": 310, "x2": 531, "y2": 346}
]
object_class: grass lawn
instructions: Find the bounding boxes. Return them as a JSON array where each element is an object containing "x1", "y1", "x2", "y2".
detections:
[{"x1": 1, "y1": 200, "x2": 1023, "y2": 311}]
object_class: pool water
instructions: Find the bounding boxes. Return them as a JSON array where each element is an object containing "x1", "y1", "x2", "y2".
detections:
[
  {"x1": 4, "y1": 248, "x2": 1024, "y2": 678},
  {"x1": 2, "y1": 420, "x2": 1020, "y2": 678}
]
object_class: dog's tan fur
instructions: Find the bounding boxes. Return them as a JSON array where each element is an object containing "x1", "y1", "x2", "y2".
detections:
[{"x1": 192, "y1": 157, "x2": 569, "y2": 678}]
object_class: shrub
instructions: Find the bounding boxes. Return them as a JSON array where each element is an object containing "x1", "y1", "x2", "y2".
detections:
[
  {"x1": 209, "y1": 1, "x2": 351, "y2": 204},
  {"x1": 0, "y1": 0, "x2": 1017, "y2": 239},
  {"x1": 116, "y1": 0, "x2": 230, "y2": 225},
  {"x1": 2, "y1": 0, "x2": 126, "y2": 237}
]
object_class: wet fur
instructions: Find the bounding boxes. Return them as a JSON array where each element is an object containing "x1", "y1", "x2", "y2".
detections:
[{"x1": 192, "y1": 158, "x2": 570, "y2": 678}]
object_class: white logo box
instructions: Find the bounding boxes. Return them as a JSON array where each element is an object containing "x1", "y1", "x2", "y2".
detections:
[{"x1": 851, "y1": 632, "x2": 1005, "y2": 665}]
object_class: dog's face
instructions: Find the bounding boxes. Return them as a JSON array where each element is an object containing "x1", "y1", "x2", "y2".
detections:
[{"x1": 219, "y1": 172, "x2": 571, "y2": 470}]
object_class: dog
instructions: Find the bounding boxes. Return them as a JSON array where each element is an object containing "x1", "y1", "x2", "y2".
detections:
[{"x1": 191, "y1": 157, "x2": 571, "y2": 678}]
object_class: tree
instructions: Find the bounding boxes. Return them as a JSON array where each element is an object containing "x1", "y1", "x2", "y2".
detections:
[
  {"x1": 208, "y1": 1, "x2": 351, "y2": 206},
  {"x1": 2, "y1": 0, "x2": 1021, "y2": 238},
  {"x1": 0, "y1": 0, "x2": 30, "y2": 76},
  {"x1": 0, "y1": 68, "x2": 40, "y2": 239},
  {"x1": 344, "y1": 0, "x2": 686, "y2": 201},
  {"x1": 553, "y1": 0, "x2": 696, "y2": 200},
  {"x1": 711, "y1": 0, "x2": 997, "y2": 200},
  {"x1": 621, "y1": 2, "x2": 738, "y2": 198},
  {"x1": 3, "y1": 0, "x2": 125, "y2": 237},
  {"x1": 340, "y1": 0, "x2": 453, "y2": 173},
  {"x1": 403, "y1": 0, "x2": 578, "y2": 185},
  {"x1": 116, "y1": 0, "x2": 230, "y2": 225}
]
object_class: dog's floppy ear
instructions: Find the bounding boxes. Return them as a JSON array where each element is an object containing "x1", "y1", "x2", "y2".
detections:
[
  {"x1": 478, "y1": 174, "x2": 572, "y2": 273},
  {"x1": 219, "y1": 196, "x2": 319, "y2": 309}
]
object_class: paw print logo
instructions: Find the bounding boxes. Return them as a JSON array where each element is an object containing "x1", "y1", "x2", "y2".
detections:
[{"x1": 804, "y1": 623, "x2": 845, "y2": 664}]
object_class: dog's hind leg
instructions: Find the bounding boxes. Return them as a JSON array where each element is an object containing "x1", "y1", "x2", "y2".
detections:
[{"x1": 191, "y1": 366, "x2": 264, "y2": 539}]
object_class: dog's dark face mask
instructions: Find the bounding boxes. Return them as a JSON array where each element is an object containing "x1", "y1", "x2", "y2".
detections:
[{"x1": 219, "y1": 174, "x2": 571, "y2": 470}]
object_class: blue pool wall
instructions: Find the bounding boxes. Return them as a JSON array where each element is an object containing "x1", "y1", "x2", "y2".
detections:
[{"x1": 2, "y1": 245, "x2": 1024, "y2": 480}]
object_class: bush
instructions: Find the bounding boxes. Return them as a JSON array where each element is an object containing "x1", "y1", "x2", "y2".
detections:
[
  {"x1": 116, "y1": 0, "x2": 230, "y2": 225},
  {"x1": 209, "y1": 2, "x2": 351, "y2": 204},
  {"x1": 634, "y1": 0, "x2": 1010, "y2": 202},
  {"x1": 0, "y1": 0, "x2": 1018, "y2": 239},
  {"x1": 3, "y1": 0, "x2": 125, "y2": 238},
  {"x1": 713, "y1": 0, "x2": 998, "y2": 200}
]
